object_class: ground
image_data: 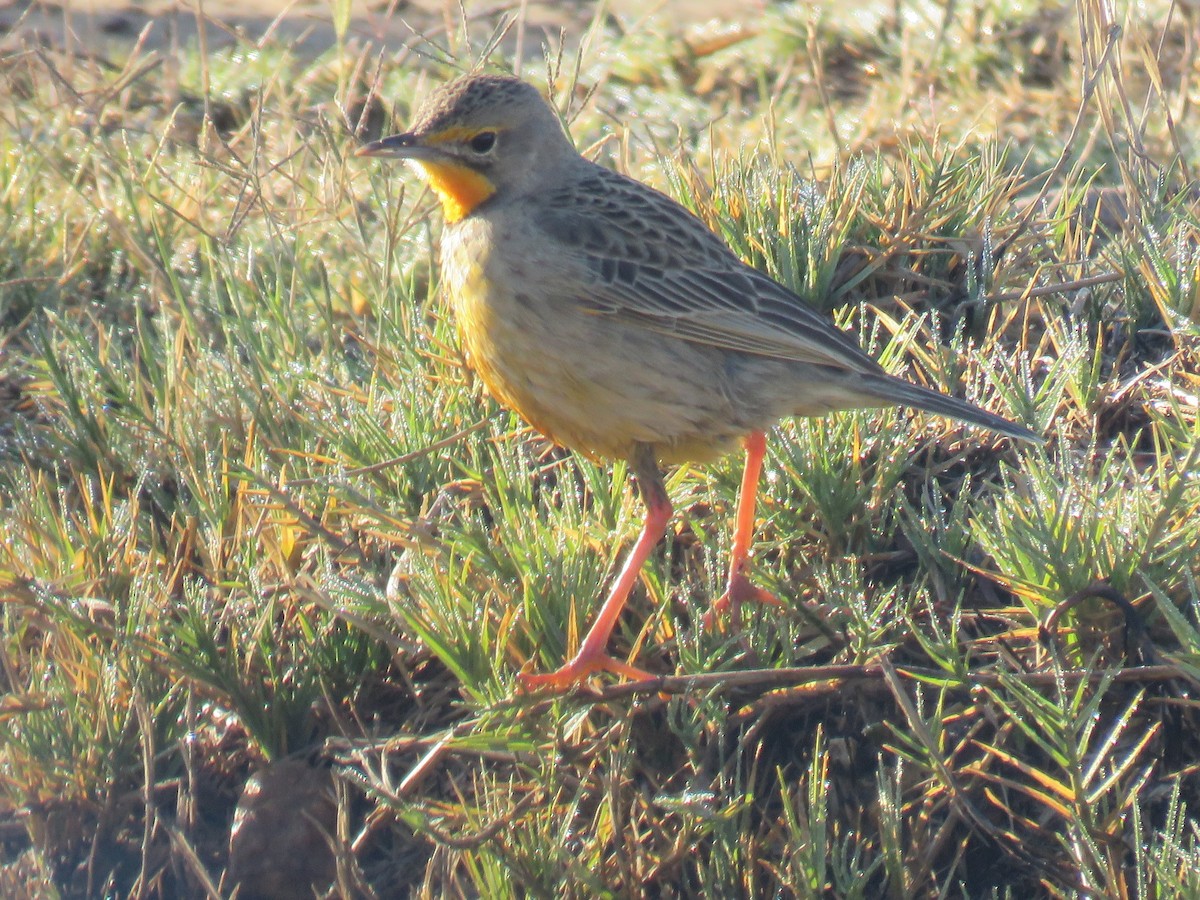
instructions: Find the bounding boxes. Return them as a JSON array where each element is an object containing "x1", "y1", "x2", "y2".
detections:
[{"x1": 1, "y1": 0, "x2": 755, "y2": 56}]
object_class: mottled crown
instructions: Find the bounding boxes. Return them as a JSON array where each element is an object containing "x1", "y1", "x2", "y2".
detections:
[{"x1": 408, "y1": 73, "x2": 547, "y2": 135}]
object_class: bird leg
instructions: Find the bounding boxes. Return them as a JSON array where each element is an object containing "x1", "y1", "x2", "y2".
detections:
[
  {"x1": 519, "y1": 445, "x2": 670, "y2": 690},
  {"x1": 704, "y1": 430, "x2": 781, "y2": 630}
]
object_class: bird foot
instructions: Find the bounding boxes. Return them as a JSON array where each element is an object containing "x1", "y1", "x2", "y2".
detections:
[
  {"x1": 702, "y1": 571, "x2": 781, "y2": 632},
  {"x1": 518, "y1": 651, "x2": 657, "y2": 692}
]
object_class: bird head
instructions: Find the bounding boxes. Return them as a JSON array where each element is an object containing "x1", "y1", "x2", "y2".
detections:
[{"x1": 356, "y1": 73, "x2": 576, "y2": 223}]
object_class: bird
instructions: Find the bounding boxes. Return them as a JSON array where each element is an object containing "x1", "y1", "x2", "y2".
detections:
[{"x1": 356, "y1": 72, "x2": 1040, "y2": 691}]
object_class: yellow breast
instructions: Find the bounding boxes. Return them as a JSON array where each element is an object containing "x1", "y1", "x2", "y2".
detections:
[
  {"x1": 439, "y1": 218, "x2": 747, "y2": 466},
  {"x1": 448, "y1": 256, "x2": 573, "y2": 447}
]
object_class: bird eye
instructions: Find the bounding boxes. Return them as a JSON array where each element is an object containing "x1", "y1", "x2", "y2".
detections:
[{"x1": 468, "y1": 131, "x2": 497, "y2": 154}]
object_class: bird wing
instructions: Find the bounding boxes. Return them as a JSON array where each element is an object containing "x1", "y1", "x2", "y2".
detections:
[{"x1": 532, "y1": 165, "x2": 884, "y2": 376}]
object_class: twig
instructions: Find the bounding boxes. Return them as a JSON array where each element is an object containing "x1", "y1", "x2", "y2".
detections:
[
  {"x1": 1040, "y1": 581, "x2": 1158, "y2": 666},
  {"x1": 287, "y1": 418, "x2": 489, "y2": 486},
  {"x1": 987, "y1": 270, "x2": 1123, "y2": 304},
  {"x1": 550, "y1": 661, "x2": 1186, "y2": 703}
]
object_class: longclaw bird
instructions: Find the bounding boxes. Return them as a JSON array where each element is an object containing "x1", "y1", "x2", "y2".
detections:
[{"x1": 357, "y1": 73, "x2": 1039, "y2": 691}]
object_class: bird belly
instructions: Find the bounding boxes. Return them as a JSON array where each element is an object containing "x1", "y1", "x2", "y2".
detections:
[{"x1": 443, "y1": 234, "x2": 759, "y2": 464}]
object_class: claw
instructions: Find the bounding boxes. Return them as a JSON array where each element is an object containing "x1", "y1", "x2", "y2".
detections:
[
  {"x1": 518, "y1": 652, "x2": 657, "y2": 692},
  {"x1": 703, "y1": 569, "x2": 782, "y2": 631}
]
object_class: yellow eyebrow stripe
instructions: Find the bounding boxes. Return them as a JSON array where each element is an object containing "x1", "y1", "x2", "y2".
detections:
[{"x1": 423, "y1": 125, "x2": 500, "y2": 145}]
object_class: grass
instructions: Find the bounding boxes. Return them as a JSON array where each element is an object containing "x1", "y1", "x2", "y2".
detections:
[{"x1": 2, "y1": 0, "x2": 1199, "y2": 895}]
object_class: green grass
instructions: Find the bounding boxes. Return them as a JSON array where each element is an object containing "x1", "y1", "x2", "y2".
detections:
[{"x1": 2, "y1": 0, "x2": 1200, "y2": 896}]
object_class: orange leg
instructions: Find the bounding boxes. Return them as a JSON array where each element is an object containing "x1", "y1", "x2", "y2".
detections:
[
  {"x1": 704, "y1": 431, "x2": 780, "y2": 629},
  {"x1": 520, "y1": 445, "x2": 670, "y2": 691}
]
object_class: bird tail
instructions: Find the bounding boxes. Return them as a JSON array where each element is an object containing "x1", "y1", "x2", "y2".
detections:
[{"x1": 860, "y1": 373, "x2": 1042, "y2": 443}]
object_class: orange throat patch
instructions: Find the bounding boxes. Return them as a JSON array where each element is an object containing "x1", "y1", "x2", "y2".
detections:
[{"x1": 412, "y1": 159, "x2": 496, "y2": 223}]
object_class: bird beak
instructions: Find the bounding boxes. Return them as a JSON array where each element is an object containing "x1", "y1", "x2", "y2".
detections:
[{"x1": 356, "y1": 132, "x2": 432, "y2": 160}]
